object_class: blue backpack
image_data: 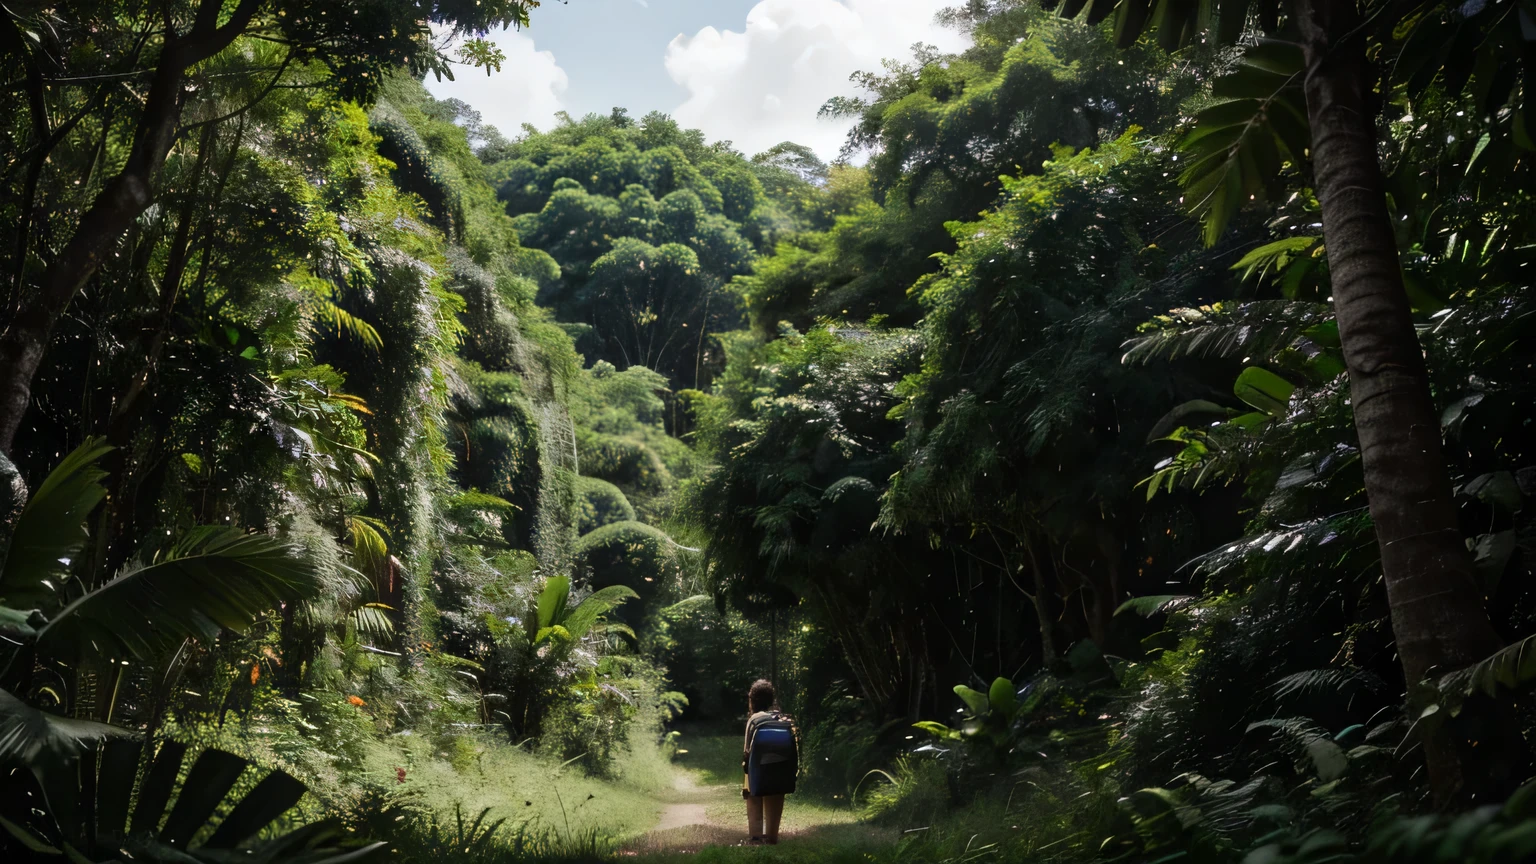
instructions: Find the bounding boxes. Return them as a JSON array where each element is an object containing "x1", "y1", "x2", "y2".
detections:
[{"x1": 747, "y1": 713, "x2": 798, "y2": 796}]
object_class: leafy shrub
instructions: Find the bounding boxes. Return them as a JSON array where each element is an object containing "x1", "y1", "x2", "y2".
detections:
[
  {"x1": 539, "y1": 678, "x2": 636, "y2": 778},
  {"x1": 574, "y1": 476, "x2": 636, "y2": 534},
  {"x1": 572, "y1": 521, "x2": 678, "y2": 601},
  {"x1": 859, "y1": 755, "x2": 950, "y2": 824},
  {"x1": 576, "y1": 431, "x2": 670, "y2": 497}
]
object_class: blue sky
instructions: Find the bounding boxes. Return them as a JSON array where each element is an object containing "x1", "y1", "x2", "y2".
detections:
[
  {"x1": 517, "y1": 0, "x2": 761, "y2": 119},
  {"x1": 425, "y1": 0, "x2": 965, "y2": 159}
]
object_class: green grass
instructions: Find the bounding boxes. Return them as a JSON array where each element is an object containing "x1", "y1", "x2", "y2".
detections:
[
  {"x1": 369, "y1": 724, "x2": 903, "y2": 862},
  {"x1": 669, "y1": 724, "x2": 745, "y2": 787},
  {"x1": 364, "y1": 729, "x2": 667, "y2": 842}
]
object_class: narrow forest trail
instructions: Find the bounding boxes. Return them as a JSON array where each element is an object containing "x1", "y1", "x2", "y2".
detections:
[{"x1": 618, "y1": 732, "x2": 896, "y2": 859}]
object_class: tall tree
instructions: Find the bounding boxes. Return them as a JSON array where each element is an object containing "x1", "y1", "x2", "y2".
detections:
[
  {"x1": 1038, "y1": 0, "x2": 1533, "y2": 803},
  {"x1": 0, "y1": 0, "x2": 536, "y2": 454}
]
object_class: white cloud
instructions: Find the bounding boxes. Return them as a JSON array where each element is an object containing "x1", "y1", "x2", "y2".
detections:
[
  {"x1": 424, "y1": 29, "x2": 569, "y2": 136},
  {"x1": 664, "y1": 0, "x2": 966, "y2": 160}
]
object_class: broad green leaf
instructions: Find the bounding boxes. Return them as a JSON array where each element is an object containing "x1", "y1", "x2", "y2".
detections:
[
  {"x1": 37, "y1": 527, "x2": 321, "y2": 660},
  {"x1": 987, "y1": 677, "x2": 1018, "y2": 719},
  {"x1": 0, "y1": 605, "x2": 40, "y2": 640},
  {"x1": 912, "y1": 720, "x2": 961, "y2": 741},
  {"x1": 1, "y1": 439, "x2": 112, "y2": 610},
  {"x1": 1301, "y1": 319, "x2": 1340, "y2": 348},
  {"x1": 1463, "y1": 472, "x2": 1522, "y2": 512},
  {"x1": 1233, "y1": 367, "x2": 1294, "y2": 417},
  {"x1": 1231, "y1": 236, "x2": 1321, "y2": 288},
  {"x1": 1466, "y1": 132, "x2": 1493, "y2": 175},
  {"x1": 954, "y1": 684, "x2": 989, "y2": 717},
  {"x1": 537, "y1": 574, "x2": 571, "y2": 631},
  {"x1": 1304, "y1": 738, "x2": 1349, "y2": 782},
  {"x1": 1145, "y1": 400, "x2": 1232, "y2": 443},
  {"x1": 1470, "y1": 531, "x2": 1517, "y2": 596},
  {"x1": 1230, "y1": 411, "x2": 1271, "y2": 431},
  {"x1": 1115, "y1": 595, "x2": 1195, "y2": 617}
]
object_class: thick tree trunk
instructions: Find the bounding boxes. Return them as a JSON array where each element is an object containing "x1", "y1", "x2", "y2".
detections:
[{"x1": 1295, "y1": 0, "x2": 1515, "y2": 805}]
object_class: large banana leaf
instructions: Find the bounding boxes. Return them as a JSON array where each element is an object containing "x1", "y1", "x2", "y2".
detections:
[
  {"x1": 37, "y1": 526, "x2": 321, "y2": 660},
  {"x1": 0, "y1": 438, "x2": 112, "y2": 610}
]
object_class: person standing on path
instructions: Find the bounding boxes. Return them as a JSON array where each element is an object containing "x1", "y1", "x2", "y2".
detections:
[{"x1": 742, "y1": 679, "x2": 785, "y2": 845}]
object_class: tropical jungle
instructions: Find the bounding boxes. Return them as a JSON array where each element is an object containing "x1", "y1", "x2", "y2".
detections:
[{"x1": 4, "y1": 0, "x2": 1536, "y2": 862}]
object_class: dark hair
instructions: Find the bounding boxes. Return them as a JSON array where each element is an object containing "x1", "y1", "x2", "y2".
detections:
[{"x1": 748, "y1": 679, "x2": 775, "y2": 713}]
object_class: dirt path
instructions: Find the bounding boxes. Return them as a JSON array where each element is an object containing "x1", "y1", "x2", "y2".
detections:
[{"x1": 620, "y1": 733, "x2": 893, "y2": 856}]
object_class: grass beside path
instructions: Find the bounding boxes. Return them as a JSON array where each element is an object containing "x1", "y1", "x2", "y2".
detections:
[
  {"x1": 374, "y1": 724, "x2": 897, "y2": 861},
  {"x1": 364, "y1": 730, "x2": 668, "y2": 843}
]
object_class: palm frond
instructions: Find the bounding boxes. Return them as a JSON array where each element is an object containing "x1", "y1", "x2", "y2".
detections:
[
  {"x1": 1438, "y1": 632, "x2": 1536, "y2": 703},
  {"x1": 347, "y1": 516, "x2": 391, "y2": 578},
  {"x1": 1272, "y1": 668, "x2": 1385, "y2": 702},
  {"x1": 1177, "y1": 41, "x2": 1310, "y2": 245},
  {"x1": 349, "y1": 603, "x2": 395, "y2": 641},
  {"x1": 661, "y1": 594, "x2": 714, "y2": 615},
  {"x1": 0, "y1": 439, "x2": 112, "y2": 610},
  {"x1": 1190, "y1": 515, "x2": 1365, "y2": 579},
  {"x1": 1121, "y1": 301, "x2": 1331, "y2": 367},
  {"x1": 37, "y1": 527, "x2": 321, "y2": 660},
  {"x1": 1231, "y1": 235, "x2": 1324, "y2": 292}
]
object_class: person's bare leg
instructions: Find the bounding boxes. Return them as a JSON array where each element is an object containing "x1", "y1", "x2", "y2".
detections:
[
  {"x1": 746, "y1": 794, "x2": 764, "y2": 840},
  {"x1": 764, "y1": 794, "x2": 785, "y2": 844}
]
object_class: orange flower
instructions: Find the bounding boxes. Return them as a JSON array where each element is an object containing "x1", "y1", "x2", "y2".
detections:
[
  {"x1": 347, "y1": 695, "x2": 366, "y2": 707},
  {"x1": 250, "y1": 664, "x2": 260, "y2": 685}
]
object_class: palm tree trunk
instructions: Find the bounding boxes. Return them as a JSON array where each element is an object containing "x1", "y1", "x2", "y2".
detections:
[{"x1": 1295, "y1": 0, "x2": 1514, "y2": 805}]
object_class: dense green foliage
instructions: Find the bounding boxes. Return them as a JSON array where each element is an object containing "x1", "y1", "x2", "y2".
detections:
[
  {"x1": 4, "y1": 0, "x2": 1536, "y2": 862},
  {"x1": 683, "y1": 2, "x2": 1536, "y2": 862}
]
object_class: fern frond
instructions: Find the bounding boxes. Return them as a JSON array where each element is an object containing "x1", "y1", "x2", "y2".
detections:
[
  {"x1": 321, "y1": 301, "x2": 383, "y2": 353},
  {"x1": 1272, "y1": 668, "x2": 1385, "y2": 702},
  {"x1": 1247, "y1": 717, "x2": 1348, "y2": 782},
  {"x1": 1190, "y1": 515, "x2": 1365, "y2": 579}
]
